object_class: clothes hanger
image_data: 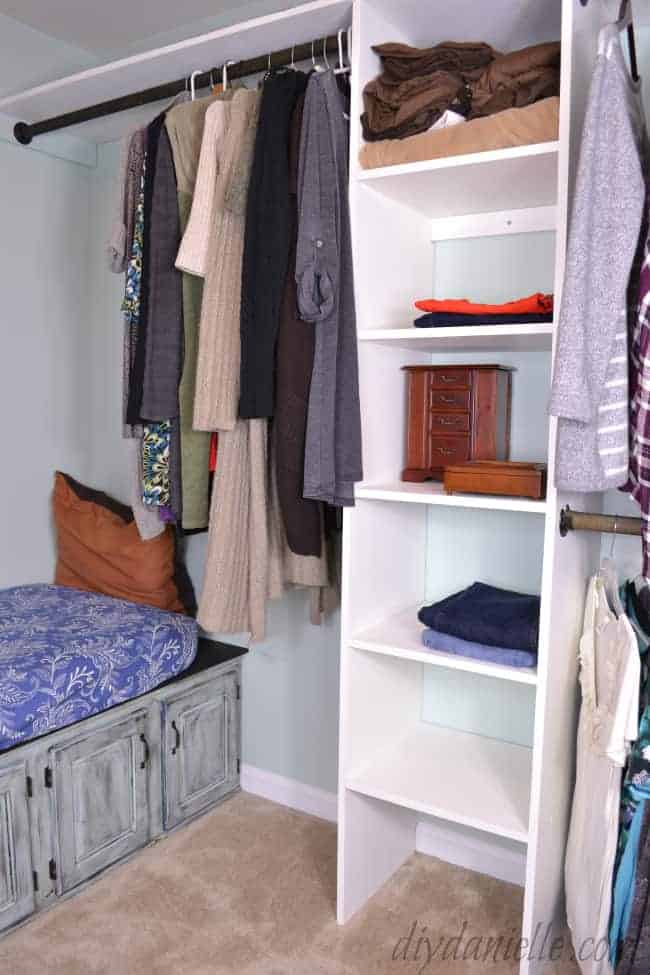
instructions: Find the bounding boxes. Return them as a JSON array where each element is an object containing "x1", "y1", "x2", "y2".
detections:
[
  {"x1": 289, "y1": 45, "x2": 297, "y2": 71},
  {"x1": 311, "y1": 39, "x2": 325, "y2": 73},
  {"x1": 335, "y1": 29, "x2": 351, "y2": 75},
  {"x1": 618, "y1": 0, "x2": 640, "y2": 82},
  {"x1": 222, "y1": 60, "x2": 235, "y2": 91},
  {"x1": 322, "y1": 37, "x2": 331, "y2": 71},
  {"x1": 189, "y1": 70, "x2": 202, "y2": 102}
]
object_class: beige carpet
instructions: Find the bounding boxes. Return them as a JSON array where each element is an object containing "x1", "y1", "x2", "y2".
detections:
[{"x1": 0, "y1": 792, "x2": 580, "y2": 974}]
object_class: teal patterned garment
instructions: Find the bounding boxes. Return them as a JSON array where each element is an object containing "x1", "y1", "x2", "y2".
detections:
[
  {"x1": 142, "y1": 420, "x2": 171, "y2": 506},
  {"x1": 121, "y1": 152, "x2": 171, "y2": 507}
]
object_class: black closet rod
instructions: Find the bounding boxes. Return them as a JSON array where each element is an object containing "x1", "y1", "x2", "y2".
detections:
[
  {"x1": 13, "y1": 34, "x2": 342, "y2": 146},
  {"x1": 559, "y1": 506, "x2": 643, "y2": 538}
]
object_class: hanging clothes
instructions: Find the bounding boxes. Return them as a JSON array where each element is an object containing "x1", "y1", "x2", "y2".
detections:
[
  {"x1": 565, "y1": 567, "x2": 640, "y2": 975},
  {"x1": 549, "y1": 25, "x2": 646, "y2": 492},
  {"x1": 617, "y1": 801, "x2": 650, "y2": 974},
  {"x1": 165, "y1": 92, "x2": 234, "y2": 531},
  {"x1": 107, "y1": 128, "x2": 145, "y2": 275},
  {"x1": 193, "y1": 88, "x2": 261, "y2": 431},
  {"x1": 623, "y1": 202, "x2": 650, "y2": 580},
  {"x1": 296, "y1": 70, "x2": 363, "y2": 506},
  {"x1": 275, "y1": 90, "x2": 322, "y2": 557},
  {"x1": 239, "y1": 70, "x2": 307, "y2": 419}
]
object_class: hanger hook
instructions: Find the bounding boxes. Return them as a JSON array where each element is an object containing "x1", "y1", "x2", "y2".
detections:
[
  {"x1": 268, "y1": 51, "x2": 272, "y2": 74},
  {"x1": 610, "y1": 516, "x2": 618, "y2": 558},
  {"x1": 337, "y1": 29, "x2": 345, "y2": 71},
  {"x1": 311, "y1": 39, "x2": 317, "y2": 69},
  {"x1": 190, "y1": 69, "x2": 202, "y2": 102},
  {"x1": 290, "y1": 44, "x2": 296, "y2": 70},
  {"x1": 222, "y1": 59, "x2": 235, "y2": 91},
  {"x1": 322, "y1": 37, "x2": 331, "y2": 70}
]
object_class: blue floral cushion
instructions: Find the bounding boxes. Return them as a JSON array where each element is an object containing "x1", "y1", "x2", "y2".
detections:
[{"x1": 0, "y1": 585, "x2": 198, "y2": 751}]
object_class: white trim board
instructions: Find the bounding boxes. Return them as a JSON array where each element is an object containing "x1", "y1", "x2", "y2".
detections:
[{"x1": 241, "y1": 765, "x2": 526, "y2": 887}]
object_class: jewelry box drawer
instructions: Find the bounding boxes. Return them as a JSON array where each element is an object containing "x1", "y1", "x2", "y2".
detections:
[
  {"x1": 428, "y1": 436, "x2": 471, "y2": 465},
  {"x1": 430, "y1": 412, "x2": 470, "y2": 434},
  {"x1": 430, "y1": 389, "x2": 471, "y2": 411},
  {"x1": 429, "y1": 368, "x2": 471, "y2": 389}
]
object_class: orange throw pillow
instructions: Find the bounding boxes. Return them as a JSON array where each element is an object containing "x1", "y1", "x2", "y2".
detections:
[{"x1": 53, "y1": 472, "x2": 195, "y2": 616}]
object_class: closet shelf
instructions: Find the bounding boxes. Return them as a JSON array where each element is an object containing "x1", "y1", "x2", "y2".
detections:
[
  {"x1": 358, "y1": 324, "x2": 554, "y2": 352},
  {"x1": 351, "y1": 607, "x2": 538, "y2": 685},
  {"x1": 345, "y1": 723, "x2": 532, "y2": 843},
  {"x1": 355, "y1": 482, "x2": 548, "y2": 513},
  {"x1": 354, "y1": 142, "x2": 559, "y2": 219}
]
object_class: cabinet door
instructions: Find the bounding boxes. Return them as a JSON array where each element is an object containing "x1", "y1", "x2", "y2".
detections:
[
  {"x1": 0, "y1": 764, "x2": 34, "y2": 932},
  {"x1": 163, "y1": 673, "x2": 239, "y2": 830},
  {"x1": 49, "y1": 712, "x2": 150, "y2": 893}
]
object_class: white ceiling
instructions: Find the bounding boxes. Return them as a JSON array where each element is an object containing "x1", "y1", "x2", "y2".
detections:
[{"x1": 0, "y1": 0, "x2": 257, "y2": 53}]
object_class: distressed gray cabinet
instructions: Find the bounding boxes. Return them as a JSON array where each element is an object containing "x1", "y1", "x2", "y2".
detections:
[
  {"x1": 163, "y1": 673, "x2": 239, "y2": 830},
  {"x1": 0, "y1": 650, "x2": 243, "y2": 937},
  {"x1": 0, "y1": 764, "x2": 35, "y2": 931},
  {"x1": 49, "y1": 712, "x2": 151, "y2": 894}
]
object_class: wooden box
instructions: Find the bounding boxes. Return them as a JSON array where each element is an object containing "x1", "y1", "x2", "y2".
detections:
[
  {"x1": 402, "y1": 365, "x2": 513, "y2": 482},
  {"x1": 443, "y1": 460, "x2": 547, "y2": 500}
]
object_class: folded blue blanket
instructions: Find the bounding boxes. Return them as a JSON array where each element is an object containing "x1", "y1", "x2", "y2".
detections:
[
  {"x1": 418, "y1": 582, "x2": 540, "y2": 652},
  {"x1": 421, "y1": 627, "x2": 537, "y2": 668},
  {"x1": 414, "y1": 311, "x2": 554, "y2": 328}
]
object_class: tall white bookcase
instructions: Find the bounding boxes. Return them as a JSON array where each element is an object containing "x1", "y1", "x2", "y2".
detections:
[{"x1": 338, "y1": 2, "x2": 610, "y2": 971}]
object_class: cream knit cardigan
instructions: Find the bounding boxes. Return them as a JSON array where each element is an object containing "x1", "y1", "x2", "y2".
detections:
[{"x1": 194, "y1": 89, "x2": 329, "y2": 641}]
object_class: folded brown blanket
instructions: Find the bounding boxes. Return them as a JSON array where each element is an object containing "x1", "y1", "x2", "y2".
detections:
[
  {"x1": 469, "y1": 42, "x2": 561, "y2": 118},
  {"x1": 373, "y1": 40, "x2": 495, "y2": 82},
  {"x1": 359, "y1": 96, "x2": 559, "y2": 171},
  {"x1": 362, "y1": 39, "x2": 560, "y2": 142}
]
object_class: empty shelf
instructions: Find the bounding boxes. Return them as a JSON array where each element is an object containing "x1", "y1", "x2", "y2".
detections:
[
  {"x1": 346, "y1": 723, "x2": 532, "y2": 843},
  {"x1": 355, "y1": 142, "x2": 559, "y2": 219}
]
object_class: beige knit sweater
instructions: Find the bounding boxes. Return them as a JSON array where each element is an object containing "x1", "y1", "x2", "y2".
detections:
[{"x1": 193, "y1": 88, "x2": 260, "y2": 433}]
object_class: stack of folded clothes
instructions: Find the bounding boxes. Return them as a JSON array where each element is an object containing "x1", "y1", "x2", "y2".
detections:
[
  {"x1": 418, "y1": 581, "x2": 540, "y2": 668},
  {"x1": 414, "y1": 292, "x2": 554, "y2": 328},
  {"x1": 359, "y1": 39, "x2": 561, "y2": 170}
]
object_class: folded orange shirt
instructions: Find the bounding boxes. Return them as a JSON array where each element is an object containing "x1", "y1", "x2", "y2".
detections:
[{"x1": 415, "y1": 293, "x2": 554, "y2": 315}]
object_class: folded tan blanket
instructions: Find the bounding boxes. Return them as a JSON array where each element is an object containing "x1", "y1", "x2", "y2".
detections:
[{"x1": 359, "y1": 96, "x2": 559, "y2": 170}]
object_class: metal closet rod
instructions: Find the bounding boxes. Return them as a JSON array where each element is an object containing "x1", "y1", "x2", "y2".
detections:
[
  {"x1": 559, "y1": 506, "x2": 643, "y2": 538},
  {"x1": 13, "y1": 34, "x2": 342, "y2": 146}
]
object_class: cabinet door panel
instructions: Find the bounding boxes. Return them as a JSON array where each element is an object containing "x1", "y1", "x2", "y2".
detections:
[
  {"x1": 163, "y1": 674, "x2": 239, "y2": 829},
  {"x1": 50, "y1": 712, "x2": 150, "y2": 893},
  {"x1": 0, "y1": 764, "x2": 34, "y2": 932}
]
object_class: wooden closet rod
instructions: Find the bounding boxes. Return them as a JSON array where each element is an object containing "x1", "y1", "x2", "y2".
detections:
[
  {"x1": 559, "y1": 506, "x2": 643, "y2": 538},
  {"x1": 13, "y1": 34, "x2": 342, "y2": 146}
]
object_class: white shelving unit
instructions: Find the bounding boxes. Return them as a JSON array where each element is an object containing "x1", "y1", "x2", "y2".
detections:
[{"x1": 339, "y1": 2, "x2": 606, "y2": 973}]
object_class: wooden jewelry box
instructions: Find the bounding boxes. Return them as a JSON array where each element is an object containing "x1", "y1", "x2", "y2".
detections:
[
  {"x1": 402, "y1": 364, "x2": 513, "y2": 482},
  {"x1": 443, "y1": 461, "x2": 548, "y2": 500}
]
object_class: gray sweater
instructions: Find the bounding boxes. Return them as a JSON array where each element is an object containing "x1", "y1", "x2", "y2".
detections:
[
  {"x1": 549, "y1": 27, "x2": 645, "y2": 492},
  {"x1": 296, "y1": 70, "x2": 363, "y2": 506}
]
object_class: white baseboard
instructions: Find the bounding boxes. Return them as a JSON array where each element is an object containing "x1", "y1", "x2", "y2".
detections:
[
  {"x1": 415, "y1": 821, "x2": 526, "y2": 888},
  {"x1": 241, "y1": 765, "x2": 526, "y2": 887},
  {"x1": 241, "y1": 764, "x2": 338, "y2": 823}
]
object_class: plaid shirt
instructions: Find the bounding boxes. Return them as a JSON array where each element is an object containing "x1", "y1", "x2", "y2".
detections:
[{"x1": 623, "y1": 211, "x2": 650, "y2": 578}]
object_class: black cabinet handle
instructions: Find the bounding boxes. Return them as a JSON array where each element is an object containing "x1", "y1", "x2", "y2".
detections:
[
  {"x1": 171, "y1": 720, "x2": 181, "y2": 756},
  {"x1": 140, "y1": 733, "x2": 150, "y2": 770}
]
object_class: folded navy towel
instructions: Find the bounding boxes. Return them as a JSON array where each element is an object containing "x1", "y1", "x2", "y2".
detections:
[
  {"x1": 414, "y1": 311, "x2": 554, "y2": 328},
  {"x1": 421, "y1": 628, "x2": 537, "y2": 668},
  {"x1": 418, "y1": 582, "x2": 540, "y2": 652}
]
